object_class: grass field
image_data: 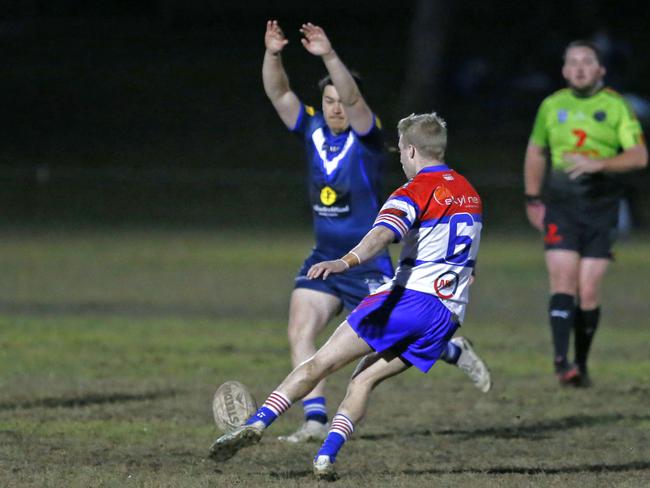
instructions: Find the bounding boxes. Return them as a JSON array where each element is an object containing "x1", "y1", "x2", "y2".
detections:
[{"x1": 1, "y1": 228, "x2": 649, "y2": 487}]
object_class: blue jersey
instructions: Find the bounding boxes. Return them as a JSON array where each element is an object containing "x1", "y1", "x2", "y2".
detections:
[{"x1": 292, "y1": 103, "x2": 392, "y2": 276}]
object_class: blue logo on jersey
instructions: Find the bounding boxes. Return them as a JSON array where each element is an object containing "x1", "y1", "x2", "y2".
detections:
[
  {"x1": 557, "y1": 109, "x2": 568, "y2": 123},
  {"x1": 593, "y1": 110, "x2": 607, "y2": 122}
]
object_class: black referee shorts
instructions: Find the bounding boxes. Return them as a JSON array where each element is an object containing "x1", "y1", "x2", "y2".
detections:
[{"x1": 543, "y1": 200, "x2": 618, "y2": 258}]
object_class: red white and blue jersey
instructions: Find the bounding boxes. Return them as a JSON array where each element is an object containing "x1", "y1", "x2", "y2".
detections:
[
  {"x1": 291, "y1": 103, "x2": 392, "y2": 276},
  {"x1": 373, "y1": 165, "x2": 482, "y2": 322}
]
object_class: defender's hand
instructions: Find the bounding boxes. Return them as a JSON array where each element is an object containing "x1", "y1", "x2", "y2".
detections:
[
  {"x1": 307, "y1": 259, "x2": 348, "y2": 280},
  {"x1": 563, "y1": 152, "x2": 605, "y2": 179},
  {"x1": 265, "y1": 20, "x2": 289, "y2": 54},
  {"x1": 299, "y1": 23, "x2": 333, "y2": 57}
]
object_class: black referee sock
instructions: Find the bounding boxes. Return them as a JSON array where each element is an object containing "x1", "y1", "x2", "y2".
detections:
[
  {"x1": 574, "y1": 307, "x2": 600, "y2": 375},
  {"x1": 549, "y1": 293, "x2": 576, "y2": 371}
]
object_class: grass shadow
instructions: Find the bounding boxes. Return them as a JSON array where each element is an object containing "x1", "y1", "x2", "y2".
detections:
[
  {"x1": 263, "y1": 461, "x2": 650, "y2": 479},
  {"x1": 0, "y1": 389, "x2": 178, "y2": 411},
  {"x1": 360, "y1": 413, "x2": 650, "y2": 441},
  {"x1": 400, "y1": 460, "x2": 650, "y2": 475}
]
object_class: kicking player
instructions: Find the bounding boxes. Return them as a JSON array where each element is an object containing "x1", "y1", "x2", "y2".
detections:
[
  {"x1": 262, "y1": 21, "x2": 486, "y2": 442},
  {"x1": 524, "y1": 40, "x2": 647, "y2": 387},
  {"x1": 210, "y1": 112, "x2": 491, "y2": 480}
]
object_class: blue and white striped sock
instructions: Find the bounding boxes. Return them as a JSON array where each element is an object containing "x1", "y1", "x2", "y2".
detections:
[
  {"x1": 303, "y1": 397, "x2": 327, "y2": 424},
  {"x1": 245, "y1": 390, "x2": 291, "y2": 428},
  {"x1": 316, "y1": 413, "x2": 354, "y2": 462}
]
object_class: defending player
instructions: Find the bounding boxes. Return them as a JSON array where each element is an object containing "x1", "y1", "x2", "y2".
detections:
[
  {"x1": 524, "y1": 40, "x2": 647, "y2": 386},
  {"x1": 210, "y1": 113, "x2": 491, "y2": 480},
  {"x1": 262, "y1": 20, "x2": 393, "y2": 443}
]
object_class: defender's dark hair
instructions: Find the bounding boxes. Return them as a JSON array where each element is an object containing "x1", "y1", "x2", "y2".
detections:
[
  {"x1": 563, "y1": 40, "x2": 603, "y2": 65},
  {"x1": 318, "y1": 71, "x2": 364, "y2": 94}
]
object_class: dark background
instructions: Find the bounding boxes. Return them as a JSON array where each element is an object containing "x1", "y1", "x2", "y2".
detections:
[{"x1": 3, "y1": 0, "x2": 649, "y2": 230}]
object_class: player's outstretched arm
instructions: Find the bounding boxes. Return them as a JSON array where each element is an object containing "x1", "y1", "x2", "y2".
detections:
[
  {"x1": 262, "y1": 20, "x2": 301, "y2": 129},
  {"x1": 300, "y1": 22, "x2": 374, "y2": 135},
  {"x1": 523, "y1": 141, "x2": 547, "y2": 231},
  {"x1": 307, "y1": 226, "x2": 394, "y2": 280}
]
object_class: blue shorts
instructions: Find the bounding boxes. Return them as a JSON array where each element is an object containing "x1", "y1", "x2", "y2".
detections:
[
  {"x1": 347, "y1": 287, "x2": 458, "y2": 373},
  {"x1": 294, "y1": 250, "x2": 392, "y2": 311}
]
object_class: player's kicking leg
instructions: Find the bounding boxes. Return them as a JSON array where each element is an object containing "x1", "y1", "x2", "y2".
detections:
[
  {"x1": 279, "y1": 289, "x2": 341, "y2": 443},
  {"x1": 313, "y1": 351, "x2": 410, "y2": 481},
  {"x1": 209, "y1": 321, "x2": 371, "y2": 461}
]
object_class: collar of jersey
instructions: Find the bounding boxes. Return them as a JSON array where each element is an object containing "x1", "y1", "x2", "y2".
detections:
[
  {"x1": 324, "y1": 126, "x2": 350, "y2": 143},
  {"x1": 568, "y1": 84, "x2": 606, "y2": 100},
  {"x1": 418, "y1": 164, "x2": 450, "y2": 174}
]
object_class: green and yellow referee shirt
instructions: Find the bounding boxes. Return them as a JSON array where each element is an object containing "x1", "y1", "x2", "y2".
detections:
[{"x1": 530, "y1": 87, "x2": 645, "y2": 201}]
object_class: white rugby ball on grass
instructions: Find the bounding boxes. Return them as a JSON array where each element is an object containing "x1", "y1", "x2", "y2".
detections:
[{"x1": 212, "y1": 380, "x2": 258, "y2": 433}]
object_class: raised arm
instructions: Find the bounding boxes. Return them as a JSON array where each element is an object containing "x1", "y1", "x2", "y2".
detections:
[
  {"x1": 300, "y1": 23, "x2": 374, "y2": 135},
  {"x1": 262, "y1": 20, "x2": 301, "y2": 129},
  {"x1": 307, "y1": 226, "x2": 394, "y2": 280},
  {"x1": 524, "y1": 141, "x2": 548, "y2": 231}
]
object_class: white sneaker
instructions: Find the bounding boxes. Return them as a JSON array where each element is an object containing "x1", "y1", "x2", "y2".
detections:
[
  {"x1": 313, "y1": 455, "x2": 338, "y2": 481},
  {"x1": 209, "y1": 424, "x2": 263, "y2": 462},
  {"x1": 278, "y1": 420, "x2": 328, "y2": 443},
  {"x1": 451, "y1": 336, "x2": 492, "y2": 393}
]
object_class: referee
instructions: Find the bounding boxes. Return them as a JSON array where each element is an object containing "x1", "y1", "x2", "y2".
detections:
[{"x1": 523, "y1": 40, "x2": 647, "y2": 387}]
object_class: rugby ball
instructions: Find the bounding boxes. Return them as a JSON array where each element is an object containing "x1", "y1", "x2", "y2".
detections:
[{"x1": 212, "y1": 381, "x2": 258, "y2": 433}]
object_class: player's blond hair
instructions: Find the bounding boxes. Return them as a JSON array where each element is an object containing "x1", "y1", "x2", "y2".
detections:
[{"x1": 397, "y1": 112, "x2": 447, "y2": 161}]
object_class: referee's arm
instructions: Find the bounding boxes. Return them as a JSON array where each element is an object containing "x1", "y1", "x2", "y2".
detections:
[{"x1": 523, "y1": 141, "x2": 547, "y2": 231}]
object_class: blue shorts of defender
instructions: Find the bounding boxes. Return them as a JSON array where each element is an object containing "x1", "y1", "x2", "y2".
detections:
[
  {"x1": 347, "y1": 287, "x2": 459, "y2": 373},
  {"x1": 294, "y1": 250, "x2": 391, "y2": 311}
]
